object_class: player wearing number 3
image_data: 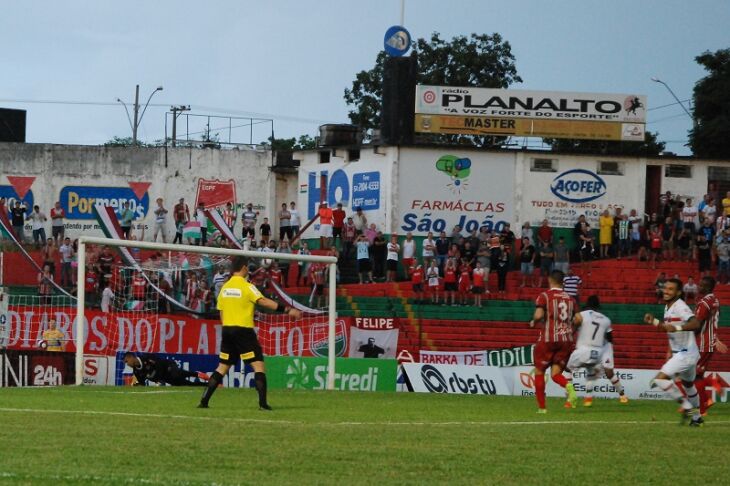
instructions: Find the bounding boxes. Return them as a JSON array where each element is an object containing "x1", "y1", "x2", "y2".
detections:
[
  {"x1": 643, "y1": 278, "x2": 703, "y2": 426},
  {"x1": 566, "y1": 295, "x2": 628, "y2": 407},
  {"x1": 530, "y1": 270, "x2": 578, "y2": 413}
]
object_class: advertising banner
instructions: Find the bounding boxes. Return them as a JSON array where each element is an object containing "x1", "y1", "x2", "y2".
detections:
[
  {"x1": 266, "y1": 356, "x2": 397, "y2": 391},
  {"x1": 522, "y1": 164, "x2": 641, "y2": 228},
  {"x1": 419, "y1": 350, "x2": 487, "y2": 366},
  {"x1": 348, "y1": 327, "x2": 398, "y2": 359},
  {"x1": 485, "y1": 345, "x2": 534, "y2": 367},
  {"x1": 400, "y1": 363, "x2": 510, "y2": 395},
  {"x1": 114, "y1": 352, "x2": 252, "y2": 388},
  {"x1": 398, "y1": 149, "x2": 514, "y2": 236},
  {"x1": 0, "y1": 350, "x2": 75, "y2": 387},
  {"x1": 0, "y1": 288, "x2": 9, "y2": 348},
  {"x1": 59, "y1": 184, "x2": 151, "y2": 221},
  {"x1": 416, "y1": 86, "x2": 647, "y2": 123},
  {"x1": 4, "y1": 306, "x2": 349, "y2": 358},
  {"x1": 502, "y1": 367, "x2": 717, "y2": 401},
  {"x1": 298, "y1": 158, "x2": 392, "y2": 238},
  {"x1": 414, "y1": 114, "x2": 644, "y2": 142},
  {"x1": 82, "y1": 355, "x2": 116, "y2": 385}
]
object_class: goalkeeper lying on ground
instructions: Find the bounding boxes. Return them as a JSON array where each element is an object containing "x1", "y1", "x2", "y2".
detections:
[{"x1": 123, "y1": 352, "x2": 209, "y2": 386}]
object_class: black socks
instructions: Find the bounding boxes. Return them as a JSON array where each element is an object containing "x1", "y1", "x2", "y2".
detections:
[{"x1": 199, "y1": 371, "x2": 223, "y2": 407}]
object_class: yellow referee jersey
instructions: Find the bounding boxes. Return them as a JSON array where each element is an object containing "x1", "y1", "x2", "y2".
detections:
[{"x1": 216, "y1": 275, "x2": 263, "y2": 328}]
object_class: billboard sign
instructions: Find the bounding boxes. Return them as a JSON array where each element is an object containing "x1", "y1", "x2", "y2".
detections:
[
  {"x1": 415, "y1": 85, "x2": 646, "y2": 141},
  {"x1": 266, "y1": 356, "x2": 397, "y2": 391},
  {"x1": 398, "y1": 150, "x2": 514, "y2": 235}
]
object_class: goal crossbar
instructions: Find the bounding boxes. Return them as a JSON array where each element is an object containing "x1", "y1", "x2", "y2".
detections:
[{"x1": 75, "y1": 236, "x2": 338, "y2": 388}]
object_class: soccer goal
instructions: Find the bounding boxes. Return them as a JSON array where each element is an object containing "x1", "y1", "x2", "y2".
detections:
[{"x1": 74, "y1": 236, "x2": 339, "y2": 388}]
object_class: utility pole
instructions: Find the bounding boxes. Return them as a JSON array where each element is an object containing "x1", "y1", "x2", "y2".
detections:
[
  {"x1": 170, "y1": 105, "x2": 190, "y2": 147},
  {"x1": 132, "y1": 84, "x2": 140, "y2": 144}
]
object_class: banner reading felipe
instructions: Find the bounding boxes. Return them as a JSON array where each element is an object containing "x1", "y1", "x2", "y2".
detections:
[{"x1": 415, "y1": 85, "x2": 646, "y2": 141}]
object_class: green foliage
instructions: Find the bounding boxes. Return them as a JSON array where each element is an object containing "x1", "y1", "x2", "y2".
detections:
[
  {"x1": 0, "y1": 387, "x2": 727, "y2": 484},
  {"x1": 103, "y1": 136, "x2": 165, "y2": 147},
  {"x1": 689, "y1": 48, "x2": 730, "y2": 158},
  {"x1": 344, "y1": 32, "x2": 522, "y2": 147},
  {"x1": 544, "y1": 131, "x2": 666, "y2": 156},
  {"x1": 262, "y1": 134, "x2": 317, "y2": 151}
]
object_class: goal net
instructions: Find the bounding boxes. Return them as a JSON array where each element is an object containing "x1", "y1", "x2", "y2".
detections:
[{"x1": 73, "y1": 236, "x2": 340, "y2": 388}]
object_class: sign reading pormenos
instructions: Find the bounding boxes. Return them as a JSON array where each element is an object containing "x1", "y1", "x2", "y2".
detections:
[
  {"x1": 60, "y1": 186, "x2": 150, "y2": 220},
  {"x1": 398, "y1": 149, "x2": 514, "y2": 235},
  {"x1": 266, "y1": 356, "x2": 397, "y2": 392},
  {"x1": 416, "y1": 86, "x2": 646, "y2": 123}
]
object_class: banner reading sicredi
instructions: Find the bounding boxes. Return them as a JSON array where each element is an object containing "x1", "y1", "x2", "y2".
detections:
[{"x1": 266, "y1": 356, "x2": 397, "y2": 392}]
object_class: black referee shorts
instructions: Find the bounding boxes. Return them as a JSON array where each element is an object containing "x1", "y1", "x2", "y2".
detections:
[{"x1": 220, "y1": 326, "x2": 264, "y2": 365}]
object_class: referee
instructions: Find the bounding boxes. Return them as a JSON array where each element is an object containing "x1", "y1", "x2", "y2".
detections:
[{"x1": 198, "y1": 255, "x2": 302, "y2": 410}]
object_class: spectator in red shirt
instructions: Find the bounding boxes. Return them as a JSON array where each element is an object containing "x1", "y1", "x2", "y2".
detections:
[
  {"x1": 537, "y1": 219, "x2": 553, "y2": 245},
  {"x1": 50, "y1": 201, "x2": 66, "y2": 244},
  {"x1": 332, "y1": 203, "x2": 346, "y2": 250},
  {"x1": 443, "y1": 258, "x2": 458, "y2": 306},
  {"x1": 411, "y1": 263, "x2": 425, "y2": 304},
  {"x1": 342, "y1": 217, "x2": 357, "y2": 260},
  {"x1": 173, "y1": 198, "x2": 190, "y2": 244},
  {"x1": 458, "y1": 260, "x2": 472, "y2": 305}
]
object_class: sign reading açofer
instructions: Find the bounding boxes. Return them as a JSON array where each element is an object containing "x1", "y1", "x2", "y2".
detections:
[{"x1": 416, "y1": 85, "x2": 646, "y2": 123}]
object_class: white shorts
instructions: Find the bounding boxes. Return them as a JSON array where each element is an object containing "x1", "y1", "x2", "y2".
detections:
[
  {"x1": 601, "y1": 343, "x2": 615, "y2": 370},
  {"x1": 660, "y1": 351, "x2": 699, "y2": 382},
  {"x1": 567, "y1": 346, "x2": 602, "y2": 371},
  {"x1": 320, "y1": 224, "x2": 333, "y2": 238}
]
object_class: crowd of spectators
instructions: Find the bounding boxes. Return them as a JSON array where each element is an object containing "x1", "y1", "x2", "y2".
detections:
[{"x1": 8, "y1": 189, "x2": 730, "y2": 311}]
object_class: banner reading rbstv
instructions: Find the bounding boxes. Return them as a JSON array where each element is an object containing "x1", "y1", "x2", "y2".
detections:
[
  {"x1": 266, "y1": 356, "x2": 397, "y2": 392},
  {"x1": 5, "y1": 306, "x2": 349, "y2": 358}
]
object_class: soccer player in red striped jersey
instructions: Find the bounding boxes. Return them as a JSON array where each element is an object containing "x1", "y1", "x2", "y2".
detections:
[
  {"x1": 530, "y1": 270, "x2": 578, "y2": 413},
  {"x1": 693, "y1": 276, "x2": 728, "y2": 415}
]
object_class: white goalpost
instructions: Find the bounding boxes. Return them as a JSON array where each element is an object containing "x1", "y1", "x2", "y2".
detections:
[{"x1": 75, "y1": 236, "x2": 338, "y2": 389}]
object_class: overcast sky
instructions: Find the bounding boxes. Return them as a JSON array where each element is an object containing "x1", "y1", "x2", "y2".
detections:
[{"x1": 1, "y1": 0, "x2": 727, "y2": 154}]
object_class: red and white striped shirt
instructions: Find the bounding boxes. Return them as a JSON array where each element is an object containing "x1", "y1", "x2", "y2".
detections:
[
  {"x1": 695, "y1": 293, "x2": 720, "y2": 353},
  {"x1": 535, "y1": 288, "x2": 575, "y2": 343}
]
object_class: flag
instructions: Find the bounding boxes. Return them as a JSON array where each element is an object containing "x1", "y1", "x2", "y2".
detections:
[{"x1": 183, "y1": 221, "x2": 201, "y2": 240}]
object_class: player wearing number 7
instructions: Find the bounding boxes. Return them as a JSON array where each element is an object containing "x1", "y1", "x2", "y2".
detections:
[
  {"x1": 566, "y1": 295, "x2": 628, "y2": 407},
  {"x1": 643, "y1": 278, "x2": 703, "y2": 426},
  {"x1": 529, "y1": 269, "x2": 578, "y2": 413},
  {"x1": 198, "y1": 255, "x2": 302, "y2": 410}
]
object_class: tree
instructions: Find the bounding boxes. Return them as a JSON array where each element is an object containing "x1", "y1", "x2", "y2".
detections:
[
  {"x1": 544, "y1": 131, "x2": 666, "y2": 156},
  {"x1": 103, "y1": 136, "x2": 164, "y2": 147},
  {"x1": 344, "y1": 32, "x2": 522, "y2": 146},
  {"x1": 689, "y1": 48, "x2": 730, "y2": 158},
  {"x1": 261, "y1": 134, "x2": 317, "y2": 151}
]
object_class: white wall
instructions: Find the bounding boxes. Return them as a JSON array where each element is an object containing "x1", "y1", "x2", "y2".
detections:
[
  {"x1": 517, "y1": 153, "x2": 646, "y2": 227},
  {"x1": 0, "y1": 143, "x2": 276, "y2": 240},
  {"x1": 296, "y1": 147, "x2": 398, "y2": 237},
  {"x1": 397, "y1": 147, "x2": 515, "y2": 236}
]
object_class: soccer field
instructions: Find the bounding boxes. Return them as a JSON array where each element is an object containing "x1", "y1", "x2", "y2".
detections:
[{"x1": 0, "y1": 388, "x2": 727, "y2": 485}]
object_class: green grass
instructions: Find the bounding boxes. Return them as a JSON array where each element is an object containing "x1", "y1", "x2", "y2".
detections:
[{"x1": 0, "y1": 387, "x2": 728, "y2": 485}]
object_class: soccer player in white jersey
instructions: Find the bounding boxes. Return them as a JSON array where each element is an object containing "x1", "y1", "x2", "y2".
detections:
[
  {"x1": 566, "y1": 295, "x2": 628, "y2": 407},
  {"x1": 643, "y1": 278, "x2": 704, "y2": 426}
]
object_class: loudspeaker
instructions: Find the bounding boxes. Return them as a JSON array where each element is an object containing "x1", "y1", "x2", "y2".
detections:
[
  {"x1": 0, "y1": 108, "x2": 26, "y2": 143},
  {"x1": 381, "y1": 53, "x2": 417, "y2": 146}
]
